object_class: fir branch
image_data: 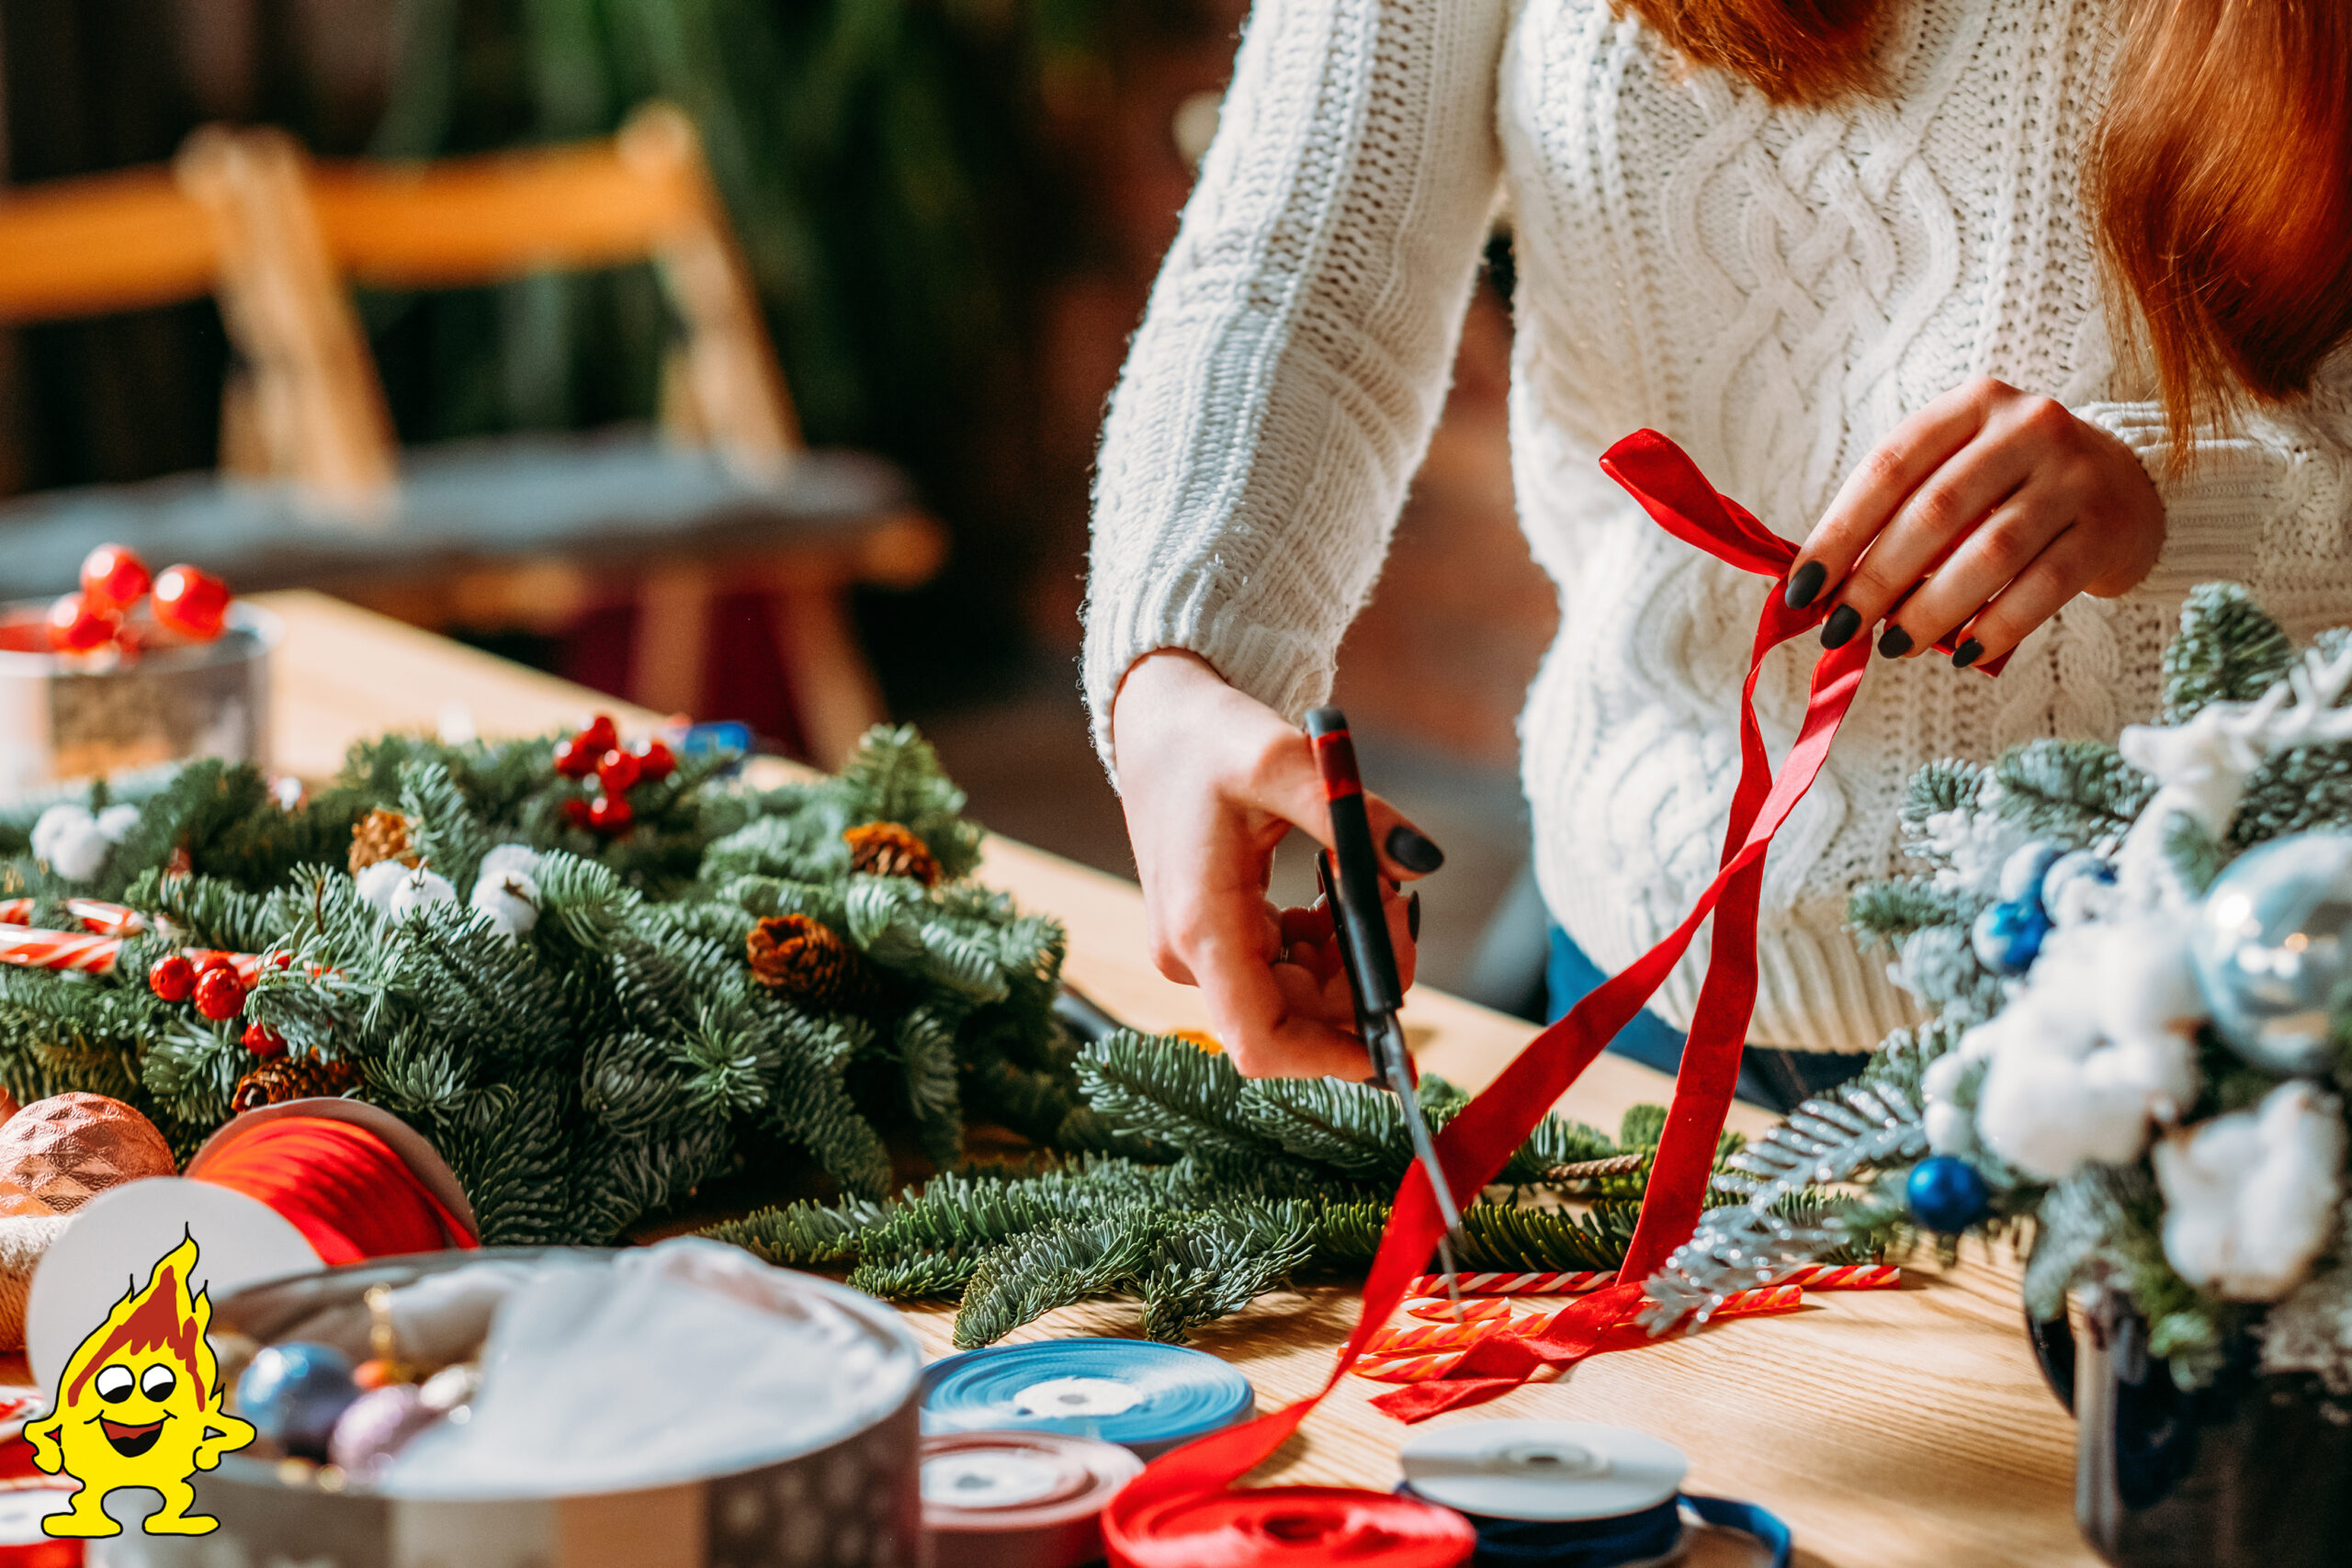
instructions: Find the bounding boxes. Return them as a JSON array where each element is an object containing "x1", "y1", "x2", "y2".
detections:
[
  {"x1": 1989, "y1": 739, "x2": 2152, "y2": 843},
  {"x1": 2163, "y1": 582, "x2": 2297, "y2": 724}
]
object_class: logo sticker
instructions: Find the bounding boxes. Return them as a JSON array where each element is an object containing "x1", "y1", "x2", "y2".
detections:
[{"x1": 24, "y1": 1230, "x2": 256, "y2": 1537}]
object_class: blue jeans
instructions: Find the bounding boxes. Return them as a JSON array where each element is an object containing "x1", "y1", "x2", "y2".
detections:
[{"x1": 1544, "y1": 927, "x2": 1867, "y2": 1113}]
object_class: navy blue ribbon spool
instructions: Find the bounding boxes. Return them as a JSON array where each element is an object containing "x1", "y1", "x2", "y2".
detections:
[
  {"x1": 1396, "y1": 1421, "x2": 1791, "y2": 1568},
  {"x1": 921, "y1": 1338, "x2": 1255, "y2": 1460},
  {"x1": 1396, "y1": 1483, "x2": 1791, "y2": 1568}
]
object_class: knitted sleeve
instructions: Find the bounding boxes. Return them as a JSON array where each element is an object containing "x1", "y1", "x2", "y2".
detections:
[
  {"x1": 2076, "y1": 356, "x2": 2352, "y2": 601},
  {"x1": 1080, "y1": 0, "x2": 1510, "y2": 776}
]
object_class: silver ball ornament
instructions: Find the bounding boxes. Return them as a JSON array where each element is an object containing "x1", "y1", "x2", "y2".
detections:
[{"x1": 2188, "y1": 832, "x2": 2352, "y2": 1076}]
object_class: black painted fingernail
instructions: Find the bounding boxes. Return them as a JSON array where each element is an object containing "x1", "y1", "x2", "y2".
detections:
[
  {"x1": 1408, "y1": 890, "x2": 1421, "y2": 940},
  {"x1": 1386, "y1": 825, "x2": 1445, "y2": 874},
  {"x1": 1820, "y1": 604, "x2": 1861, "y2": 649},
  {"x1": 1952, "y1": 637, "x2": 1984, "y2": 670},
  {"x1": 1784, "y1": 560, "x2": 1826, "y2": 610},
  {"x1": 1877, "y1": 625, "x2": 1914, "y2": 659}
]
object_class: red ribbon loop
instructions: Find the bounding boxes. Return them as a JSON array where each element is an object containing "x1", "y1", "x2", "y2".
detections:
[{"x1": 1105, "y1": 430, "x2": 1981, "y2": 1563}]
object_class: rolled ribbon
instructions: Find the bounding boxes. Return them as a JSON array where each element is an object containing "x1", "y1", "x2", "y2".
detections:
[
  {"x1": 922, "y1": 1340, "x2": 1255, "y2": 1461},
  {"x1": 922, "y1": 1430, "x2": 1145, "y2": 1568},
  {"x1": 1106, "y1": 432, "x2": 1970, "y2": 1563},
  {"x1": 1396, "y1": 1421, "x2": 1792, "y2": 1568},
  {"x1": 192, "y1": 1115, "x2": 478, "y2": 1264}
]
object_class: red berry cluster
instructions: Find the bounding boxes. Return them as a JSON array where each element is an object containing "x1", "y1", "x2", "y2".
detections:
[
  {"x1": 48, "y1": 544, "x2": 232, "y2": 656},
  {"x1": 149, "y1": 951, "x2": 292, "y2": 1055},
  {"x1": 553, "y1": 715, "x2": 675, "y2": 837}
]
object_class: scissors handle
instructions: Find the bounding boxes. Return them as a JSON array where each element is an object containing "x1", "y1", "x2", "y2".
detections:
[{"x1": 1304, "y1": 707, "x2": 1402, "y2": 1015}]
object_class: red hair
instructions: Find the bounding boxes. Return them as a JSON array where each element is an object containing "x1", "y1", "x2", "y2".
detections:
[{"x1": 1621, "y1": 0, "x2": 2352, "y2": 464}]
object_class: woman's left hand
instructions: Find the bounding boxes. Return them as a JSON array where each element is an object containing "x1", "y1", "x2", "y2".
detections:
[{"x1": 1785, "y1": 378, "x2": 2166, "y2": 667}]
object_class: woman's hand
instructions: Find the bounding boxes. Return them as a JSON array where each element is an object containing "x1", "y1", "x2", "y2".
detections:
[
  {"x1": 1109, "y1": 649, "x2": 1440, "y2": 1078},
  {"x1": 1785, "y1": 378, "x2": 2165, "y2": 666}
]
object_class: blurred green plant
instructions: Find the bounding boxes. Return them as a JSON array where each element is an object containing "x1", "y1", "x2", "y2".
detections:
[{"x1": 367, "y1": 0, "x2": 1112, "y2": 458}]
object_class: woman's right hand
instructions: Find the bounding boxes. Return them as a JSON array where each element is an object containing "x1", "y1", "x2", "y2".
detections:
[{"x1": 1108, "y1": 649, "x2": 1443, "y2": 1078}]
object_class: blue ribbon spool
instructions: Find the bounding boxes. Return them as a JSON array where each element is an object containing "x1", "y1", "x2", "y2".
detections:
[
  {"x1": 920, "y1": 1339, "x2": 1255, "y2": 1461},
  {"x1": 1397, "y1": 1421, "x2": 1792, "y2": 1568}
]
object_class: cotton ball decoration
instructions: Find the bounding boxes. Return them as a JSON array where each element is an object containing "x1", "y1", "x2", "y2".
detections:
[
  {"x1": 386, "y1": 867, "x2": 458, "y2": 920},
  {"x1": 354, "y1": 859, "x2": 408, "y2": 914},
  {"x1": 2153, "y1": 1081, "x2": 2346, "y2": 1301},
  {"x1": 2041, "y1": 850, "x2": 2119, "y2": 929},
  {"x1": 470, "y1": 869, "x2": 541, "y2": 940},
  {"x1": 28, "y1": 805, "x2": 111, "y2": 883},
  {"x1": 2188, "y1": 832, "x2": 2352, "y2": 1077},
  {"x1": 93, "y1": 803, "x2": 140, "y2": 843},
  {"x1": 478, "y1": 843, "x2": 539, "y2": 882},
  {"x1": 1971, "y1": 917, "x2": 2204, "y2": 1180},
  {"x1": 0, "y1": 1092, "x2": 176, "y2": 1217},
  {"x1": 1919, "y1": 1051, "x2": 1982, "y2": 1156},
  {"x1": 1997, "y1": 841, "x2": 2063, "y2": 905}
]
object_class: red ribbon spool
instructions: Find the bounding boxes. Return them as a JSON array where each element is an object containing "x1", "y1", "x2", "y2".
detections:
[
  {"x1": 1113, "y1": 1485, "x2": 1474, "y2": 1568},
  {"x1": 191, "y1": 1114, "x2": 478, "y2": 1265},
  {"x1": 1105, "y1": 431, "x2": 1995, "y2": 1564}
]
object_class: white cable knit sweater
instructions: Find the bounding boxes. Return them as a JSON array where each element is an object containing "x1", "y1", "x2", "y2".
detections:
[{"x1": 1082, "y1": 0, "x2": 2352, "y2": 1052}]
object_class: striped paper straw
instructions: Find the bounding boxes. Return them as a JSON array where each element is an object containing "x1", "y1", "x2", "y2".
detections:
[{"x1": 1404, "y1": 1270, "x2": 1616, "y2": 1298}]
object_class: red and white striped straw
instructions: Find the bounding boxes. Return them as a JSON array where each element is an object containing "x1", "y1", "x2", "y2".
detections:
[
  {"x1": 1358, "y1": 1283, "x2": 1811, "y2": 1383},
  {"x1": 1404, "y1": 1270, "x2": 1616, "y2": 1297}
]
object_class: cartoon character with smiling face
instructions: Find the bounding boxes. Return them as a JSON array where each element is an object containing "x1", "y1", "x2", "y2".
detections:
[{"x1": 25, "y1": 1231, "x2": 256, "y2": 1537}]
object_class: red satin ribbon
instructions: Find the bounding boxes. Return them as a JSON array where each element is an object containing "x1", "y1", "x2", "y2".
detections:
[
  {"x1": 1105, "y1": 430, "x2": 1996, "y2": 1564},
  {"x1": 197, "y1": 1116, "x2": 479, "y2": 1266}
]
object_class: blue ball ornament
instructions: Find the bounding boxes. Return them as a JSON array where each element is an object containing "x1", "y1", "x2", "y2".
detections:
[
  {"x1": 2189, "y1": 832, "x2": 2352, "y2": 1077},
  {"x1": 237, "y1": 1341, "x2": 359, "y2": 1459},
  {"x1": 1907, "y1": 1155, "x2": 1992, "y2": 1234},
  {"x1": 1971, "y1": 898, "x2": 2049, "y2": 976}
]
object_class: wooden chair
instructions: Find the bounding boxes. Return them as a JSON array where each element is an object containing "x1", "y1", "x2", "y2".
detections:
[{"x1": 0, "y1": 107, "x2": 944, "y2": 765}]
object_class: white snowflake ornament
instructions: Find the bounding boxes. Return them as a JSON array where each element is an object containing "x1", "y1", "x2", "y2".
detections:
[{"x1": 2154, "y1": 1081, "x2": 2346, "y2": 1302}]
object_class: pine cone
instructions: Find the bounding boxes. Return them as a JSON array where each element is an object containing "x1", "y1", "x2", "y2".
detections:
[
  {"x1": 844, "y1": 821, "x2": 943, "y2": 887},
  {"x1": 231, "y1": 1055, "x2": 363, "y2": 1114},
  {"x1": 348, "y1": 809, "x2": 418, "y2": 874},
  {"x1": 746, "y1": 915, "x2": 878, "y2": 1011}
]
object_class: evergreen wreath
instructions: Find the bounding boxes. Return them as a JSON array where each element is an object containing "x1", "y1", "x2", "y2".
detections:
[
  {"x1": 1651, "y1": 584, "x2": 2352, "y2": 1397},
  {"x1": 0, "y1": 725, "x2": 1080, "y2": 1245}
]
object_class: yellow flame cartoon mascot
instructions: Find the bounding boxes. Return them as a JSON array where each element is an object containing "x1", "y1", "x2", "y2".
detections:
[{"x1": 25, "y1": 1232, "x2": 256, "y2": 1536}]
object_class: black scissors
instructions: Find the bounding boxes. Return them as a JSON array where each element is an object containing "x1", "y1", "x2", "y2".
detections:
[{"x1": 1304, "y1": 706, "x2": 1465, "y2": 1309}]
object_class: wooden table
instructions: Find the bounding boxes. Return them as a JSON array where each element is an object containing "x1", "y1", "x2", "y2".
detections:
[{"x1": 261, "y1": 590, "x2": 2095, "y2": 1568}]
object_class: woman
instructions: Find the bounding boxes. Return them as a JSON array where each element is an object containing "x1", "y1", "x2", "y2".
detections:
[{"x1": 1087, "y1": 0, "x2": 2352, "y2": 1080}]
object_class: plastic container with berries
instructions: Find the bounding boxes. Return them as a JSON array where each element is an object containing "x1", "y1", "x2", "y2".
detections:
[{"x1": 0, "y1": 547, "x2": 272, "y2": 800}]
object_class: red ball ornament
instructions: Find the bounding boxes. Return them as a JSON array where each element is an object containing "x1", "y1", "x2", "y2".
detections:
[
  {"x1": 562, "y1": 797, "x2": 595, "y2": 829},
  {"x1": 587, "y1": 795, "x2": 634, "y2": 834},
  {"x1": 579, "y1": 715, "x2": 618, "y2": 754},
  {"x1": 79, "y1": 543, "x2": 152, "y2": 614},
  {"x1": 153, "y1": 564, "x2": 231, "y2": 641},
  {"x1": 633, "y1": 738, "x2": 676, "y2": 781},
  {"x1": 552, "y1": 735, "x2": 599, "y2": 779},
  {"x1": 241, "y1": 1021, "x2": 287, "y2": 1058},
  {"x1": 46, "y1": 593, "x2": 119, "y2": 655},
  {"x1": 196, "y1": 953, "x2": 235, "y2": 977},
  {"x1": 595, "y1": 748, "x2": 641, "y2": 795},
  {"x1": 148, "y1": 953, "x2": 196, "y2": 1003},
  {"x1": 194, "y1": 966, "x2": 248, "y2": 1021}
]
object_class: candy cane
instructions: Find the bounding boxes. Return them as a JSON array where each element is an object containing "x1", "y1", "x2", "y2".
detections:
[
  {"x1": 0, "y1": 929, "x2": 275, "y2": 986},
  {"x1": 1405, "y1": 1270, "x2": 1617, "y2": 1298},
  {"x1": 0, "y1": 927, "x2": 121, "y2": 974},
  {"x1": 0, "y1": 897, "x2": 147, "y2": 936}
]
